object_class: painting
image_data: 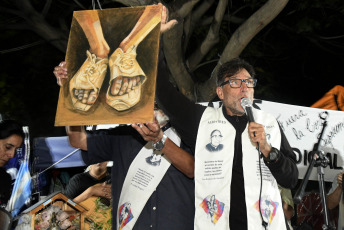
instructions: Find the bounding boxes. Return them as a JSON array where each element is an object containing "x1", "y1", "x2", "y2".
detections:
[{"x1": 55, "y1": 5, "x2": 161, "y2": 126}]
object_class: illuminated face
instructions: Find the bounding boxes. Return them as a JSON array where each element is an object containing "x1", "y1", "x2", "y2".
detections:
[
  {"x1": 91, "y1": 161, "x2": 108, "y2": 173},
  {"x1": 216, "y1": 69, "x2": 254, "y2": 116},
  {"x1": 0, "y1": 134, "x2": 23, "y2": 167}
]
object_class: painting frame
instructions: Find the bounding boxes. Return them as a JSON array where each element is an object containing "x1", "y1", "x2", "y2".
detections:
[{"x1": 55, "y1": 5, "x2": 162, "y2": 126}]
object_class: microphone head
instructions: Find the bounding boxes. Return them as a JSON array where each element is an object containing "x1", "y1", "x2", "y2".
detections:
[{"x1": 240, "y1": 97, "x2": 252, "y2": 108}]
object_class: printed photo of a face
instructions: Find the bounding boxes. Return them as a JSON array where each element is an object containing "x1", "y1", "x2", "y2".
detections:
[
  {"x1": 206, "y1": 129, "x2": 224, "y2": 152},
  {"x1": 145, "y1": 152, "x2": 162, "y2": 166}
]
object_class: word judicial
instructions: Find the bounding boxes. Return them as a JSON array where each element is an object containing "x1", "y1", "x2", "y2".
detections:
[{"x1": 293, "y1": 147, "x2": 343, "y2": 170}]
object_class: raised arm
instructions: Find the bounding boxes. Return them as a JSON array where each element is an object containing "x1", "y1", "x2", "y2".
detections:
[
  {"x1": 161, "y1": 137, "x2": 194, "y2": 178},
  {"x1": 66, "y1": 126, "x2": 88, "y2": 151}
]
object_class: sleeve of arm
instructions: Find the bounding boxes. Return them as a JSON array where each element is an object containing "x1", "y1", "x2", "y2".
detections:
[
  {"x1": 66, "y1": 126, "x2": 87, "y2": 150},
  {"x1": 64, "y1": 176, "x2": 83, "y2": 199},
  {"x1": 81, "y1": 133, "x2": 117, "y2": 165},
  {"x1": 162, "y1": 138, "x2": 194, "y2": 178},
  {"x1": 155, "y1": 48, "x2": 205, "y2": 150},
  {"x1": 267, "y1": 126, "x2": 299, "y2": 189}
]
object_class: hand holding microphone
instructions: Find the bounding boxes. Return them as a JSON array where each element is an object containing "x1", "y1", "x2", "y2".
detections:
[
  {"x1": 241, "y1": 98, "x2": 271, "y2": 156},
  {"x1": 241, "y1": 97, "x2": 257, "y2": 138}
]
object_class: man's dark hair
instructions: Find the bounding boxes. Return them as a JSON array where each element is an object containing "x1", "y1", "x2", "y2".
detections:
[
  {"x1": 0, "y1": 120, "x2": 24, "y2": 140},
  {"x1": 216, "y1": 58, "x2": 256, "y2": 86}
]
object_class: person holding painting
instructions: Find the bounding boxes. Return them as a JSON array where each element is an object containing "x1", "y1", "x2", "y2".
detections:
[{"x1": 54, "y1": 5, "x2": 195, "y2": 230}]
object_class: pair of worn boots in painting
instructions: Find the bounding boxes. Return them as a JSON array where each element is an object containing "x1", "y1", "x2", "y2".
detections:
[{"x1": 69, "y1": 45, "x2": 146, "y2": 112}]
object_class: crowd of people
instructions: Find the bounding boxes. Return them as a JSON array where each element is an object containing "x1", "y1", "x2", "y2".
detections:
[{"x1": 1, "y1": 3, "x2": 343, "y2": 230}]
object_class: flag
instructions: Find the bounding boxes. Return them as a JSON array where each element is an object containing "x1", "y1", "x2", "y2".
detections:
[
  {"x1": 7, "y1": 161, "x2": 32, "y2": 217},
  {"x1": 6, "y1": 126, "x2": 32, "y2": 217}
]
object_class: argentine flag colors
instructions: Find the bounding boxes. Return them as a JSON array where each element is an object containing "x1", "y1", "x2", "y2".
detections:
[{"x1": 7, "y1": 126, "x2": 32, "y2": 217}]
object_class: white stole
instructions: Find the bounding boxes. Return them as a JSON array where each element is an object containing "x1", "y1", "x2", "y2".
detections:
[
  {"x1": 116, "y1": 128, "x2": 180, "y2": 230},
  {"x1": 194, "y1": 106, "x2": 286, "y2": 230}
]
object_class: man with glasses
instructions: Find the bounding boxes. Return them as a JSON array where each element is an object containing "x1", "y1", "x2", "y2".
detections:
[{"x1": 156, "y1": 57, "x2": 298, "y2": 230}]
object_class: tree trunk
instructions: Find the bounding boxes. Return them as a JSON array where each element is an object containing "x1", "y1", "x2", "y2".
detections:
[
  {"x1": 197, "y1": 0, "x2": 289, "y2": 101},
  {"x1": 163, "y1": 23, "x2": 195, "y2": 101}
]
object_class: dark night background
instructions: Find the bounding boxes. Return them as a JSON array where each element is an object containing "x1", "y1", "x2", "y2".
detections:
[{"x1": 0, "y1": 0, "x2": 343, "y2": 139}]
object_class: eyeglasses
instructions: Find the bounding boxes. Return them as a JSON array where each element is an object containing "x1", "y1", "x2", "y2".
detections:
[
  {"x1": 211, "y1": 134, "x2": 222, "y2": 138},
  {"x1": 220, "y1": 78, "x2": 257, "y2": 88}
]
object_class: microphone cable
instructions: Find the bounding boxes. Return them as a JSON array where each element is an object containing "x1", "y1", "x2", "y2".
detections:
[
  {"x1": 241, "y1": 97, "x2": 267, "y2": 229},
  {"x1": 257, "y1": 142, "x2": 268, "y2": 229}
]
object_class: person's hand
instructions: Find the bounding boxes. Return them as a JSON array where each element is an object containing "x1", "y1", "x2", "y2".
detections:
[
  {"x1": 337, "y1": 172, "x2": 344, "y2": 187},
  {"x1": 88, "y1": 182, "x2": 111, "y2": 199},
  {"x1": 159, "y1": 3, "x2": 178, "y2": 33},
  {"x1": 248, "y1": 122, "x2": 271, "y2": 156},
  {"x1": 132, "y1": 118, "x2": 163, "y2": 143},
  {"x1": 53, "y1": 61, "x2": 68, "y2": 86}
]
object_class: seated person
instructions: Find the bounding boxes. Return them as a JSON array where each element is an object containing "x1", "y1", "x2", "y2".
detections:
[
  {"x1": 64, "y1": 161, "x2": 111, "y2": 203},
  {"x1": 327, "y1": 171, "x2": 344, "y2": 230}
]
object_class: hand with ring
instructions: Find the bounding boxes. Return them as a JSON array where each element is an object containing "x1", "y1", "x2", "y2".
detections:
[{"x1": 248, "y1": 122, "x2": 271, "y2": 157}]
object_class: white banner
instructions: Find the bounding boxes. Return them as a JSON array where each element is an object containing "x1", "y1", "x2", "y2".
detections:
[
  {"x1": 205, "y1": 100, "x2": 344, "y2": 182},
  {"x1": 89, "y1": 99, "x2": 344, "y2": 182}
]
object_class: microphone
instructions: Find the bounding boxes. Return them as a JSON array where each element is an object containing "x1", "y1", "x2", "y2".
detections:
[
  {"x1": 241, "y1": 98, "x2": 255, "y2": 122},
  {"x1": 241, "y1": 97, "x2": 265, "y2": 228}
]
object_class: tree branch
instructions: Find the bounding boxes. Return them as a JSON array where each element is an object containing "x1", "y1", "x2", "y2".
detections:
[
  {"x1": 72, "y1": 0, "x2": 87, "y2": 10},
  {"x1": 175, "y1": 0, "x2": 200, "y2": 18},
  {"x1": 159, "y1": 0, "x2": 203, "y2": 102},
  {"x1": 42, "y1": 0, "x2": 52, "y2": 17},
  {"x1": 183, "y1": 0, "x2": 215, "y2": 52},
  {"x1": 163, "y1": 22, "x2": 196, "y2": 101},
  {"x1": 12, "y1": 0, "x2": 68, "y2": 52},
  {"x1": 0, "y1": 6, "x2": 25, "y2": 18},
  {"x1": 0, "y1": 40, "x2": 45, "y2": 54},
  {"x1": 187, "y1": 0, "x2": 227, "y2": 71},
  {"x1": 0, "y1": 23, "x2": 30, "y2": 30},
  {"x1": 109, "y1": 0, "x2": 154, "y2": 7},
  {"x1": 197, "y1": 0, "x2": 290, "y2": 101}
]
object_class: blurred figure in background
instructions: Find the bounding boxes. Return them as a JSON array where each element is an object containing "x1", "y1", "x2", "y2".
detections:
[
  {"x1": 0, "y1": 119, "x2": 24, "y2": 207},
  {"x1": 64, "y1": 161, "x2": 111, "y2": 203},
  {"x1": 327, "y1": 171, "x2": 344, "y2": 230}
]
